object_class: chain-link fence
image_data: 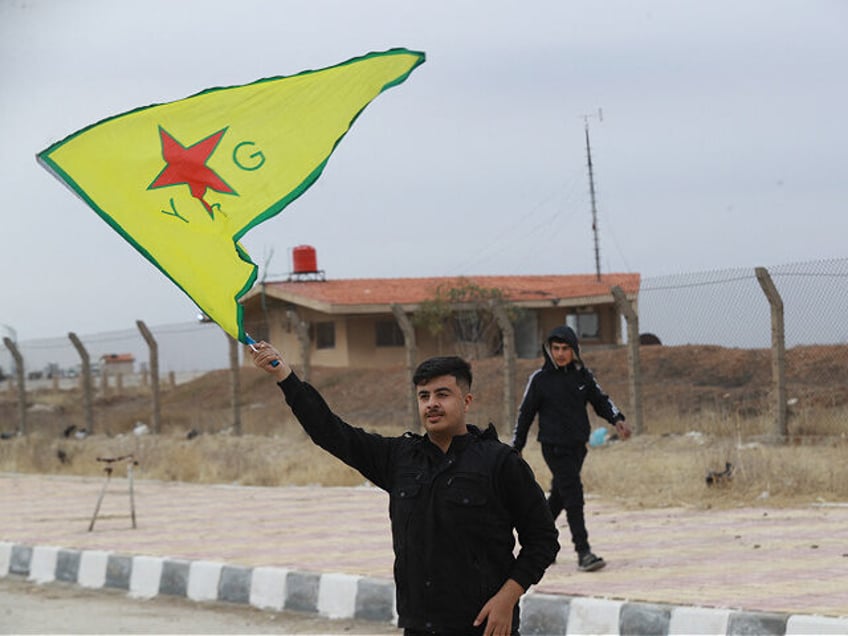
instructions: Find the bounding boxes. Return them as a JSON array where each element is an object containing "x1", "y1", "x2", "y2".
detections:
[
  {"x1": 639, "y1": 258, "x2": 848, "y2": 348},
  {"x1": 2, "y1": 258, "x2": 846, "y2": 439},
  {"x1": 0, "y1": 321, "x2": 231, "y2": 388},
  {"x1": 621, "y1": 258, "x2": 848, "y2": 438}
]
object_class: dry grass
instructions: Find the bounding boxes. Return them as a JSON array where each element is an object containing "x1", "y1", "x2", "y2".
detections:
[
  {"x1": 1, "y1": 345, "x2": 847, "y2": 510},
  {"x1": 3, "y1": 425, "x2": 845, "y2": 510}
]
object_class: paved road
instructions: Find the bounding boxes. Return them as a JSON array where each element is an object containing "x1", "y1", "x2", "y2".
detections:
[
  {"x1": 0, "y1": 577, "x2": 398, "y2": 634},
  {"x1": 2, "y1": 473, "x2": 848, "y2": 619}
]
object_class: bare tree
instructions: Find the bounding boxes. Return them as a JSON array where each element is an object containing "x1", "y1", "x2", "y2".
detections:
[{"x1": 413, "y1": 278, "x2": 522, "y2": 360}]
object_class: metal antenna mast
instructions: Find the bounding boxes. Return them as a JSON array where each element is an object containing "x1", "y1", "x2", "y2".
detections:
[{"x1": 583, "y1": 108, "x2": 603, "y2": 281}]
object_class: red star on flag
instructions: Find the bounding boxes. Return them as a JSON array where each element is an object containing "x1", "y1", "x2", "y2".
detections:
[{"x1": 149, "y1": 127, "x2": 235, "y2": 218}]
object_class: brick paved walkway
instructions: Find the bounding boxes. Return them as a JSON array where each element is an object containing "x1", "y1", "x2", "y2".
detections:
[{"x1": 2, "y1": 473, "x2": 846, "y2": 618}]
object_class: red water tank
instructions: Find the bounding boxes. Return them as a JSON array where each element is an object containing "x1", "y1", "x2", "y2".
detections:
[{"x1": 292, "y1": 245, "x2": 318, "y2": 273}]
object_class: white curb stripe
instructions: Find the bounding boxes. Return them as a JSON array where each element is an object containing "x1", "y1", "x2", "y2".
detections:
[
  {"x1": 566, "y1": 597, "x2": 625, "y2": 635},
  {"x1": 188, "y1": 560, "x2": 223, "y2": 601},
  {"x1": 129, "y1": 555, "x2": 163, "y2": 599},
  {"x1": 0, "y1": 542, "x2": 12, "y2": 576},
  {"x1": 670, "y1": 605, "x2": 732, "y2": 635},
  {"x1": 250, "y1": 566, "x2": 288, "y2": 611},
  {"x1": 78, "y1": 550, "x2": 110, "y2": 588},
  {"x1": 317, "y1": 572, "x2": 361, "y2": 619},
  {"x1": 786, "y1": 614, "x2": 848, "y2": 635},
  {"x1": 28, "y1": 546, "x2": 59, "y2": 584}
]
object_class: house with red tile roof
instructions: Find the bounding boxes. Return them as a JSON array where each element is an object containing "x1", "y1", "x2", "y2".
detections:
[
  {"x1": 240, "y1": 249, "x2": 640, "y2": 369},
  {"x1": 98, "y1": 353, "x2": 135, "y2": 377}
]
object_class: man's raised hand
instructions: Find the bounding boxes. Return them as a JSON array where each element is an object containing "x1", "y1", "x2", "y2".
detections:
[{"x1": 249, "y1": 341, "x2": 292, "y2": 382}]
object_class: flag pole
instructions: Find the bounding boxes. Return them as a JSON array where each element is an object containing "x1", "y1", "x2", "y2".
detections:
[{"x1": 245, "y1": 334, "x2": 280, "y2": 367}]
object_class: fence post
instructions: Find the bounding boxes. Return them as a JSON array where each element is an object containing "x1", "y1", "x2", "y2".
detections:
[
  {"x1": 491, "y1": 302, "x2": 517, "y2": 432},
  {"x1": 68, "y1": 332, "x2": 94, "y2": 434},
  {"x1": 610, "y1": 286, "x2": 643, "y2": 435},
  {"x1": 755, "y1": 267, "x2": 788, "y2": 439},
  {"x1": 287, "y1": 310, "x2": 311, "y2": 383},
  {"x1": 391, "y1": 304, "x2": 418, "y2": 429},
  {"x1": 229, "y1": 334, "x2": 241, "y2": 435},
  {"x1": 136, "y1": 320, "x2": 161, "y2": 434},
  {"x1": 2, "y1": 337, "x2": 26, "y2": 436}
]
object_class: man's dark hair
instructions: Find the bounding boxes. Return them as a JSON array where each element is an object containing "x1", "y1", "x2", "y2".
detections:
[{"x1": 412, "y1": 356, "x2": 472, "y2": 392}]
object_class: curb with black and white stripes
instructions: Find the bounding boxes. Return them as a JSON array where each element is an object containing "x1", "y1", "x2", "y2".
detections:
[{"x1": 2, "y1": 542, "x2": 846, "y2": 634}]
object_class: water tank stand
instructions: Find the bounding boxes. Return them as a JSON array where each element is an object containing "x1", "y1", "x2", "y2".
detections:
[{"x1": 286, "y1": 270, "x2": 326, "y2": 282}]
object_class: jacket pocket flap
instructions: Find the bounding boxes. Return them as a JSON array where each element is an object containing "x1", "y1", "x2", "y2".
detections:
[{"x1": 395, "y1": 484, "x2": 422, "y2": 499}]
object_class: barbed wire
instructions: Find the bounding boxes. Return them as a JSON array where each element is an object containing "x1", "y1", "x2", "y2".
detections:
[{"x1": 640, "y1": 274, "x2": 754, "y2": 292}]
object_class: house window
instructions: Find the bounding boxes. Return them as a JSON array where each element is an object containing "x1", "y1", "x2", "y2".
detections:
[
  {"x1": 567, "y1": 312, "x2": 599, "y2": 339},
  {"x1": 376, "y1": 320, "x2": 404, "y2": 347},
  {"x1": 315, "y1": 322, "x2": 336, "y2": 349}
]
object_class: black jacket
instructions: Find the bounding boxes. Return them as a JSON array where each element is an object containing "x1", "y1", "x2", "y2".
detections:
[
  {"x1": 278, "y1": 373, "x2": 559, "y2": 634},
  {"x1": 512, "y1": 325, "x2": 625, "y2": 452}
]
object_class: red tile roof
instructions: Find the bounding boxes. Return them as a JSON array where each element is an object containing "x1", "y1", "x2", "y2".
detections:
[
  {"x1": 247, "y1": 273, "x2": 640, "y2": 312},
  {"x1": 100, "y1": 353, "x2": 135, "y2": 364}
]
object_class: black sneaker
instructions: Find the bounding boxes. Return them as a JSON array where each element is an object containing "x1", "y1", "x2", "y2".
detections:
[{"x1": 578, "y1": 551, "x2": 606, "y2": 572}]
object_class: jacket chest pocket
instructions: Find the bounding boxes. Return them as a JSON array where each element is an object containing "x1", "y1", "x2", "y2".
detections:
[
  {"x1": 443, "y1": 472, "x2": 489, "y2": 513},
  {"x1": 389, "y1": 481, "x2": 423, "y2": 530}
]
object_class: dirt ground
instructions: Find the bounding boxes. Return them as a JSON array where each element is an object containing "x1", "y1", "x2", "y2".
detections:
[
  {"x1": 1, "y1": 343, "x2": 846, "y2": 507},
  {"x1": 5, "y1": 343, "x2": 846, "y2": 437}
]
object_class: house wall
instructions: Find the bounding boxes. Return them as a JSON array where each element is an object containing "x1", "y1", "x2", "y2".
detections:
[
  {"x1": 312, "y1": 314, "x2": 350, "y2": 367},
  {"x1": 347, "y1": 315, "x2": 405, "y2": 367},
  {"x1": 101, "y1": 361, "x2": 134, "y2": 377},
  {"x1": 338, "y1": 315, "x2": 468, "y2": 368},
  {"x1": 266, "y1": 323, "x2": 301, "y2": 364},
  {"x1": 537, "y1": 309, "x2": 568, "y2": 349},
  {"x1": 533, "y1": 303, "x2": 622, "y2": 352},
  {"x1": 283, "y1": 310, "x2": 352, "y2": 367},
  {"x1": 415, "y1": 329, "x2": 456, "y2": 360},
  {"x1": 255, "y1": 306, "x2": 352, "y2": 367},
  {"x1": 244, "y1": 300, "x2": 626, "y2": 369},
  {"x1": 597, "y1": 304, "x2": 623, "y2": 346}
]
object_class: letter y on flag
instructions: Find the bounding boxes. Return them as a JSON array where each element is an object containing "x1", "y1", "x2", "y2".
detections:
[{"x1": 37, "y1": 48, "x2": 425, "y2": 342}]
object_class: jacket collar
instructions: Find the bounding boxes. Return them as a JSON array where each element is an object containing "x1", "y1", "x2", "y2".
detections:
[{"x1": 423, "y1": 423, "x2": 498, "y2": 454}]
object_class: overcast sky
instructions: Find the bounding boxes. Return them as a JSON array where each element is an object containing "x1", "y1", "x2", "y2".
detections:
[{"x1": 1, "y1": 0, "x2": 846, "y2": 343}]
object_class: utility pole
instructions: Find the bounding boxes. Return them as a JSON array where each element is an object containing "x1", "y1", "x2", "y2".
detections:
[{"x1": 583, "y1": 109, "x2": 603, "y2": 281}]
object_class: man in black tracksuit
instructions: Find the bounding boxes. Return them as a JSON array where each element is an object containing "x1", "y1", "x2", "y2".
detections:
[
  {"x1": 251, "y1": 342, "x2": 559, "y2": 636},
  {"x1": 511, "y1": 325, "x2": 630, "y2": 572}
]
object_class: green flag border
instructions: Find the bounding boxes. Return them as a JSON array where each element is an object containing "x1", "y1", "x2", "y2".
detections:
[{"x1": 36, "y1": 47, "x2": 426, "y2": 343}]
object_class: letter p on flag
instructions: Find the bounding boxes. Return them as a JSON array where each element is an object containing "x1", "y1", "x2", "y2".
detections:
[{"x1": 37, "y1": 49, "x2": 425, "y2": 342}]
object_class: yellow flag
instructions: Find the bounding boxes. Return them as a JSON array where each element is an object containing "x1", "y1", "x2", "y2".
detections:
[{"x1": 38, "y1": 49, "x2": 425, "y2": 341}]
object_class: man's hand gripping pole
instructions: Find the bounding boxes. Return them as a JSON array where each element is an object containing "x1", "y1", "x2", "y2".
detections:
[{"x1": 245, "y1": 335, "x2": 280, "y2": 367}]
